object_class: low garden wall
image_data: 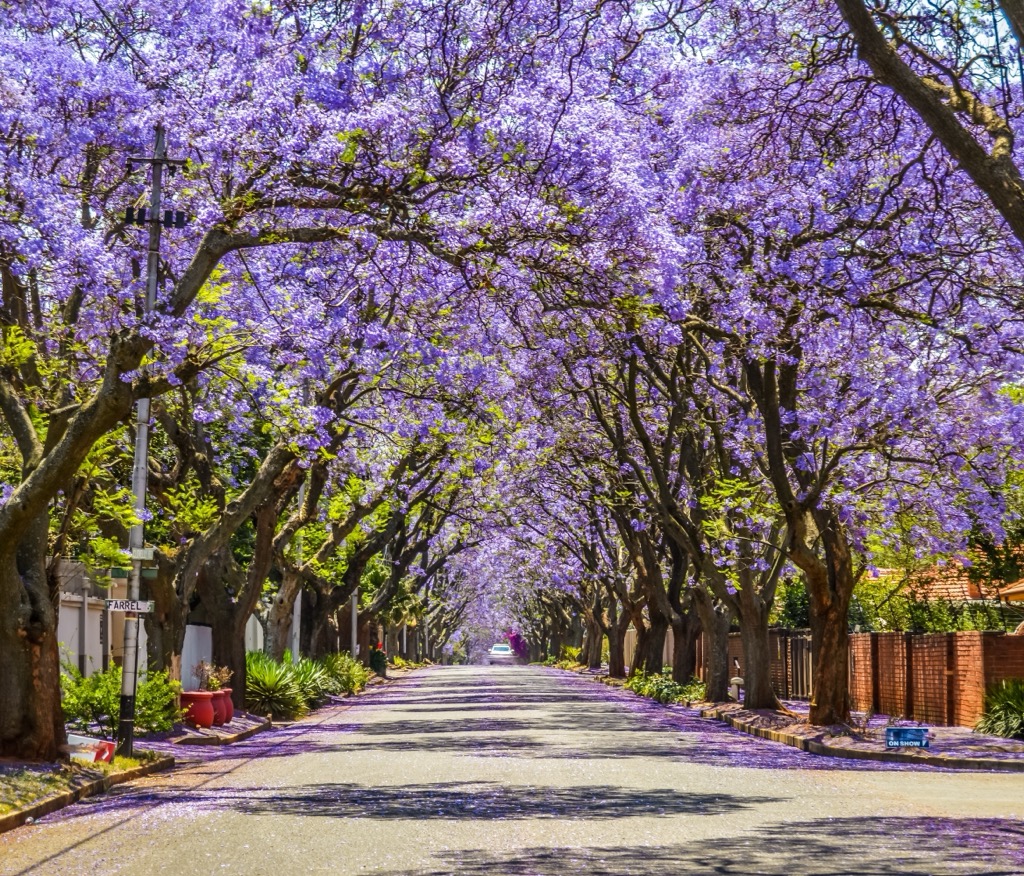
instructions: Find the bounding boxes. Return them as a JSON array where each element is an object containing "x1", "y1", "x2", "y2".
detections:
[
  {"x1": 686, "y1": 628, "x2": 1024, "y2": 727},
  {"x1": 848, "y1": 630, "x2": 1024, "y2": 726}
]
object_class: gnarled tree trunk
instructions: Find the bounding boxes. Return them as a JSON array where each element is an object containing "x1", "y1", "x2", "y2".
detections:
[
  {"x1": 693, "y1": 588, "x2": 732, "y2": 702},
  {"x1": 670, "y1": 602, "x2": 701, "y2": 684},
  {"x1": 0, "y1": 521, "x2": 65, "y2": 760},
  {"x1": 266, "y1": 567, "x2": 303, "y2": 661},
  {"x1": 736, "y1": 582, "x2": 779, "y2": 710}
]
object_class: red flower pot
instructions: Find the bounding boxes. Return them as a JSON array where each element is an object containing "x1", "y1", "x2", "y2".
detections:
[
  {"x1": 210, "y1": 689, "x2": 228, "y2": 726},
  {"x1": 220, "y1": 687, "x2": 234, "y2": 723},
  {"x1": 180, "y1": 691, "x2": 215, "y2": 729}
]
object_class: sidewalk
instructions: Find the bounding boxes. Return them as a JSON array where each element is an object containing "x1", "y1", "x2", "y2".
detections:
[
  {"x1": 577, "y1": 667, "x2": 1024, "y2": 771},
  {"x1": 698, "y1": 699, "x2": 1024, "y2": 771},
  {"x1": 0, "y1": 667, "x2": 418, "y2": 834},
  {"x1": 0, "y1": 754, "x2": 174, "y2": 834}
]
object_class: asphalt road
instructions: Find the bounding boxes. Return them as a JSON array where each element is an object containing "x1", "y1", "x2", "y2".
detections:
[{"x1": 2, "y1": 666, "x2": 1022, "y2": 876}]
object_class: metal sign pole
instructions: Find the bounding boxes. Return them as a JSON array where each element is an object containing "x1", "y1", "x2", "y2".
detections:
[
  {"x1": 116, "y1": 125, "x2": 185, "y2": 756},
  {"x1": 351, "y1": 590, "x2": 359, "y2": 658}
]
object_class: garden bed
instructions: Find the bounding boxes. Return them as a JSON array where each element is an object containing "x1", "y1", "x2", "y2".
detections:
[{"x1": 0, "y1": 751, "x2": 173, "y2": 834}]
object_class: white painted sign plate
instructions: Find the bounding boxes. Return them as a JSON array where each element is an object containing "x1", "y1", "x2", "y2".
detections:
[{"x1": 105, "y1": 599, "x2": 155, "y2": 613}]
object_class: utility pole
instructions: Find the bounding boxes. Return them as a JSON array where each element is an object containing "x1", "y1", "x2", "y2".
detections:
[
  {"x1": 290, "y1": 380, "x2": 310, "y2": 661},
  {"x1": 117, "y1": 124, "x2": 186, "y2": 756},
  {"x1": 350, "y1": 590, "x2": 359, "y2": 659}
]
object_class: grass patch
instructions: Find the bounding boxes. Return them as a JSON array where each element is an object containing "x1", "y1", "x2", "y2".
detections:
[
  {"x1": 0, "y1": 765, "x2": 74, "y2": 815},
  {"x1": 0, "y1": 750, "x2": 161, "y2": 815}
]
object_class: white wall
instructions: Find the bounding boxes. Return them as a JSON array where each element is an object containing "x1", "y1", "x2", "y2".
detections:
[
  {"x1": 57, "y1": 593, "x2": 104, "y2": 675},
  {"x1": 245, "y1": 614, "x2": 264, "y2": 653},
  {"x1": 181, "y1": 624, "x2": 213, "y2": 691}
]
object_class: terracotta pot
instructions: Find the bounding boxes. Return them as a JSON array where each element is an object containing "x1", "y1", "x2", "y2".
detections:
[
  {"x1": 180, "y1": 691, "x2": 215, "y2": 729},
  {"x1": 210, "y1": 689, "x2": 228, "y2": 726},
  {"x1": 220, "y1": 687, "x2": 234, "y2": 723}
]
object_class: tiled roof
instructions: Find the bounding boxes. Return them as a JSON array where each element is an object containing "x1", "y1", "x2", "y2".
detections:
[{"x1": 871, "y1": 561, "x2": 1009, "y2": 602}]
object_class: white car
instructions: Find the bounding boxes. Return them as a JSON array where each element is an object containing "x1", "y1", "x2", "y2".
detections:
[{"x1": 486, "y1": 643, "x2": 517, "y2": 665}]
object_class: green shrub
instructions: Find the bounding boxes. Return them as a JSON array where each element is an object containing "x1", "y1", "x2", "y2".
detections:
[
  {"x1": 625, "y1": 671, "x2": 706, "y2": 705},
  {"x1": 559, "y1": 645, "x2": 582, "y2": 663},
  {"x1": 320, "y1": 653, "x2": 369, "y2": 695},
  {"x1": 245, "y1": 652, "x2": 306, "y2": 720},
  {"x1": 976, "y1": 678, "x2": 1024, "y2": 740},
  {"x1": 293, "y1": 658, "x2": 331, "y2": 708},
  {"x1": 61, "y1": 663, "x2": 182, "y2": 739},
  {"x1": 134, "y1": 670, "x2": 184, "y2": 732}
]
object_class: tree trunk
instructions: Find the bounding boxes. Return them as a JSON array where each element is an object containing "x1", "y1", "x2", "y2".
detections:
[
  {"x1": 808, "y1": 591, "x2": 853, "y2": 725},
  {"x1": 634, "y1": 611, "x2": 668, "y2": 676},
  {"x1": 549, "y1": 631, "x2": 563, "y2": 661},
  {"x1": 209, "y1": 608, "x2": 248, "y2": 711},
  {"x1": 607, "y1": 601, "x2": 630, "y2": 678},
  {"x1": 737, "y1": 586, "x2": 779, "y2": 710},
  {"x1": 358, "y1": 615, "x2": 373, "y2": 665},
  {"x1": 802, "y1": 511, "x2": 855, "y2": 725},
  {"x1": 0, "y1": 532, "x2": 65, "y2": 759},
  {"x1": 670, "y1": 603, "x2": 701, "y2": 684},
  {"x1": 144, "y1": 552, "x2": 185, "y2": 678},
  {"x1": 266, "y1": 568, "x2": 303, "y2": 661},
  {"x1": 693, "y1": 589, "x2": 732, "y2": 701},
  {"x1": 581, "y1": 611, "x2": 604, "y2": 669},
  {"x1": 308, "y1": 593, "x2": 338, "y2": 660}
]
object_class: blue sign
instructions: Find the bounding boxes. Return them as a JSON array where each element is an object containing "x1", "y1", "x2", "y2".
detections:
[{"x1": 885, "y1": 727, "x2": 930, "y2": 748}]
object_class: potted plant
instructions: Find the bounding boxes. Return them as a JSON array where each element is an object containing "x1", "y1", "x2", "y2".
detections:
[
  {"x1": 194, "y1": 662, "x2": 234, "y2": 725},
  {"x1": 179, "y1": 688, "x2": 215, "y2": 729}
]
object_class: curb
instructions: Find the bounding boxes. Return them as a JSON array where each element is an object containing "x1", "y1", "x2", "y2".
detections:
[
  {"x1": 701, "y1": 707, "x2": 1024, "y2": 773},
  {"x1": 170, "y1": 716, "x2": 271, "y2": 746},
  {"x1": 0, "y1": 754, "x2": 175, "y2": 836},
  {"x1": 557, "y1": 667, "x2": 1024, "y2": 773}
]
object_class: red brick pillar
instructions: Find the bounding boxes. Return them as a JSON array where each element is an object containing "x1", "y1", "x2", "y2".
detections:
[
  {"x1": 870, "y1": 632, "x2": 880, "y2": 714},
  {"x1": 904, "y1": 632, "x2": 914, "y2": 720}
]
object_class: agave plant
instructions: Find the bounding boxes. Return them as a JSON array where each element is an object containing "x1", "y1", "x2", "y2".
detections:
[
  {"x1": 293, "y1": 658, "x2": 332, "y2": 708},
  {"x1": 245, "y1": 652, "x2": 306, "y2": 721},
  {"x1": 976, "y1": 679, "x2": 1024, "y2": 740}
]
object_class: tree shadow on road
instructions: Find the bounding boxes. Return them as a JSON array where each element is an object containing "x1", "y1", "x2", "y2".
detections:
[
  {"x1": 364, "y1": 815, "x2": 1024, "y2": 875},
  {"x1": 224, "y1": 781, "x2": 776, "y2": 821}
]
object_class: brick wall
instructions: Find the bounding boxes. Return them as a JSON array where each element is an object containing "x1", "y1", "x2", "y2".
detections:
[
  {"x1": 952, "y1": 631, "x2": 986, "y2": 726},
  {"x1": 875, "y1": 633, "x2": 909, "y2": 717},
  {"x1": 910, "y1": 633, "x2": 952, "y2": 725},
  {"x1": 848, "y1": 634, "x2": 875, "y2": 712},
  {"x1": 984, "y1": 632, "x2": 1024, "y2": 686},
  {"x1": 699, "y1": 628, "x2": 1024, "y2": 726},
  {"x1": 845, "y1": 630, "x2": 1024, "y2": 727}
]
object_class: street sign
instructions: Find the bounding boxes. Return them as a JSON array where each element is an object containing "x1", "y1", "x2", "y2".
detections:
[
  {"x1": 105, "y1": 599, "x2": 155, "y2": 613},
  {"x1": 885, "y1": 726, "x2": 930, "y2": 748}
]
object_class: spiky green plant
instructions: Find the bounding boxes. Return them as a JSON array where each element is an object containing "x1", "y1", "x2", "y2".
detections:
[
  {"x1": 245, "y1": 652, "x2": 306, "y2": 720},
  {"x1": 976, "y1": 678, "x2": 1024, "y2": 740},
  {"x1": 293, "y1": 658, "x2": 331, "y2": 708}
]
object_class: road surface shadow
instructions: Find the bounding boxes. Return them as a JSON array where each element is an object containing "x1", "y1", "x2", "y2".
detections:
[
  {"x1": 366, "y1": 815, "x2": 1024, "y2": 875},
  {"x1": 224, "y1": 782, "x2": 776, "y2": 820}
]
